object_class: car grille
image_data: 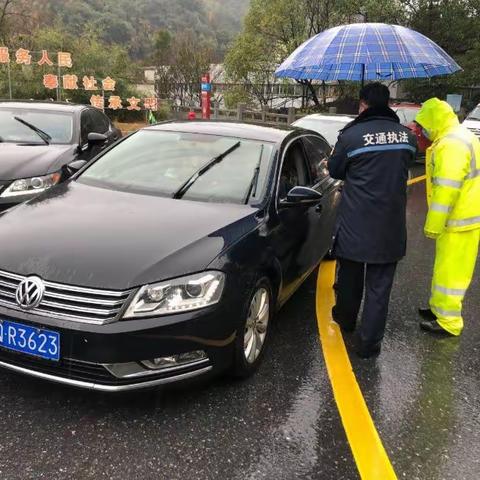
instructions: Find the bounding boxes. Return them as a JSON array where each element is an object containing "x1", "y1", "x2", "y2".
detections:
[
  {"x1": 0, "y1": 269, "x2": 133, "y2": 324},
  {"x1": 0, "y1": 348, "x2": 115, "y2": 384}
]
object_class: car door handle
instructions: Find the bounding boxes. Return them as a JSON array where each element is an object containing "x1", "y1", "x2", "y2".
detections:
[{"x1": 315, "y1": 204, "x2": 323, "y2": 214}]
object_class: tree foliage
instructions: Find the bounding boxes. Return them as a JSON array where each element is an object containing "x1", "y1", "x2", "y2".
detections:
[
  {"x1": 0, "y1": 24, "x2": 139, "y2": 103},
  {"x1": 225, "y1": 0, "x2": 406, "y2": 107},
  {"x1": 226, "y1": 0, "x2": 480, "y2": 109},
  {"x1": 155, "y1": 31, "x2": 213, "y2": 106},
  {"x1": 402, "y1": 0, "x2": 480, "y2": 108},
  {"x1": 15, "y1": 0, "x2": 249, "y2": 62}
]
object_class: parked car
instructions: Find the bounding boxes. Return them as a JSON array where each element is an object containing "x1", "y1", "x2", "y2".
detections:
[
  {"x1": 292, "y1": 114, "x2": 354, "y2": 147},
  {"x1": 0, "y1": 121, "x2": 340, "y2": 391},
  {"x1": 0, "y1": 101, "x2": 121, "y2": 209},
  {"x1": 391, "y1": 102, "x2": 430, "y2": 158},
  {"x1": 463, "y1": 104, "x2": 480, "y2": 137}
]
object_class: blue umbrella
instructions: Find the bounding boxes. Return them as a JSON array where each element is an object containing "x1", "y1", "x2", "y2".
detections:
[{"x1": 275, "y1": 23, "x2": 461, "y2": 83}]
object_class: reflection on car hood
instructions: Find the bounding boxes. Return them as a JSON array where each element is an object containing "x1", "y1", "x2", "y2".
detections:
[
  {"x1": 0, "y1": 143, "x2": 74, "y2": 180},
  {"x1": 0, "y1": 182, "x2": 259, "y2": 290}
]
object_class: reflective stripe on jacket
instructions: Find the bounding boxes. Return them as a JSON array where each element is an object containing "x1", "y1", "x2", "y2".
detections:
[{"x1": 418, "y1": 98, "x2": 480, "y2": 235}]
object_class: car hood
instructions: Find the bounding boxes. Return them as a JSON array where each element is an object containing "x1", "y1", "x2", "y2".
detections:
[
  {"x1": 0, "y1": 143, "x2": 74, "y2": 180},
  {"x1": 0, "y1": 181, "x2": 260, "y2": 290}
]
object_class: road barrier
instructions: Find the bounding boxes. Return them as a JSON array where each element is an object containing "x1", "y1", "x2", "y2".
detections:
[{"x1": 172, "y1": 104, "x2": 308, "y2": 126}]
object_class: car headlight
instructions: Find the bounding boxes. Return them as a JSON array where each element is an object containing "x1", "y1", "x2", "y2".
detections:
[
  {"x1": 123, "y1": 271, "x2": 225, "y2": 318},
  {"x1": 1, "y1": 172, "x2": 61, "y2": 198}
]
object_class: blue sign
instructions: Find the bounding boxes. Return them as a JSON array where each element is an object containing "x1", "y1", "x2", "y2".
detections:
[{"x1": 201, "y1": 83, "x2": 212, "y2": 92}]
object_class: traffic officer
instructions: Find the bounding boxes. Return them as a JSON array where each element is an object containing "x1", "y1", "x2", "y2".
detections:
[
  {"x1": 416, "y1": 98, "x2": 480, "y2": 336},
  {"x1": 328, "y1": 82, "x2": 417, "y2": 358}
]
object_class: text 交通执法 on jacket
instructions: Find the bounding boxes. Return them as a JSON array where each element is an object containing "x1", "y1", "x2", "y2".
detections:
[{"x1": 328, "y1": 106, "x2": 417, "y2": 264}]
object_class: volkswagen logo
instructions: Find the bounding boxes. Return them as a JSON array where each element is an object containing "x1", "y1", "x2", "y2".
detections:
[{"x1": 15, "y1": 276, "x2": 45, "y2": 310}]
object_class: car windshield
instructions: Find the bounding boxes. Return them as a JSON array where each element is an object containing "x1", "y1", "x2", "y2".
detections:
[
  {"x1": 0, "y1": 108, "x2": 73, "y2": 144},
  {"x1": 394, "y1": 107, "x2": 419, "y2": 125},
  {"x1": 78, "y1": 130, "x2": 275, "y2": 205},
  {"x1": 467, "y1": 106, "x2": 480, "y2": 121},
  {"x1": 294, "y1": 118, "x2": 348, "y2": 146}
]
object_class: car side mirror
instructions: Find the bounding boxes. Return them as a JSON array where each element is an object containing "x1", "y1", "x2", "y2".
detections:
[
  {"x1": 62, "y1": 159, "x2": 88, "y2": 179},
  {"x1": 280, "y1": 186, "x2": 323, "y2": 208},
  {"x1": 87, "y1": 132, "x2": 108, "y2": 147}
]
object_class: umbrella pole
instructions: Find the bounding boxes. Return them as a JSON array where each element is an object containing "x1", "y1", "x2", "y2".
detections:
[{"x1": 361, "y1": 64, "x2": 365, "y2": 88}]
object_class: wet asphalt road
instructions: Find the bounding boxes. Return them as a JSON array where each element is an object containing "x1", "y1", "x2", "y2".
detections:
[{"x1": 1, "y1": 172, "x2": 480, "y2": 480}]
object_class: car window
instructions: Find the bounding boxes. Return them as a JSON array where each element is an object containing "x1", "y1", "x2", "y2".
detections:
[
  {"x1": 78, "y1": 130, "x2": 275, "y2": 205},
  {"x1": 301, "y1": 136, "x2": 332, "y2": 187},
  {"x1": 0, "y1": 108, "x2": 73, "y2": 144},
  {"x1": 293, "y1": 118, "x2": 347, "y2": 146},
  {"x1": 278, "y1": 140, "x2": 309, "y2": 200},
  {"x1": 89, "y1": 108, "x2": 110, "y2": 134}
]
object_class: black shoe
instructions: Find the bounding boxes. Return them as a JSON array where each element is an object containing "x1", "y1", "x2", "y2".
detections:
[
  {"x1": 420, "y1": 319, "x2": 455, "y2": 336},
  {"x1": 331, "y1": 306, "x2": 355, "y2": 333},
  {"x1": 418, "y1": 308, "x2": 437, "y2": 321},
  {"x1": 356, "y1": 343, "x2": 381, "y2": 359}
]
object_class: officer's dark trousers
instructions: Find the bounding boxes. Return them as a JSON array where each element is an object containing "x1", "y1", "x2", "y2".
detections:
[{"x1": 334, "y1": 258, "x2": 397, "y2": 347}]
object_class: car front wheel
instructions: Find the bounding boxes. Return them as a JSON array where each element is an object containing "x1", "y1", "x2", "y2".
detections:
[{"x1": 231, "y1": 278, "x2": 272, "y2": 378}]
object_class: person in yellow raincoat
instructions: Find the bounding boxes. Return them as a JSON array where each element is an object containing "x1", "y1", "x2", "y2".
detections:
[{"x1": 416, "y1": 98, "x2": 480, "y2": 336}]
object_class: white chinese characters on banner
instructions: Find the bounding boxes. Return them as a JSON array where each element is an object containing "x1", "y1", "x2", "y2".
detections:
[{"x1": 363, "y1": 131, "x2": 409, "y2": 146}]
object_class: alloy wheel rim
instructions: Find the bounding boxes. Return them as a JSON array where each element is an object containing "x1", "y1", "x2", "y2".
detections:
[{"x1": 244, "y1": 287, "x2": 270, "y2": 364}]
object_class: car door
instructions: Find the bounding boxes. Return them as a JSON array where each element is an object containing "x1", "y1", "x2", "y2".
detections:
[
  {"x1": 271, "y1": 137, "x2": 326, "y2": 303},
  {"x1": 301, "y1": 134, "x2": 341, "y2": 260}
]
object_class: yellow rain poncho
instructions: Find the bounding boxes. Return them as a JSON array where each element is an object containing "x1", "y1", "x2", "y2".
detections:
[{"x1": 416, "y1": 98, "x2": 480, "y2": 335}]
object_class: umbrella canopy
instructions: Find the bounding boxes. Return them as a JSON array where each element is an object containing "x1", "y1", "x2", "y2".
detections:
[{"x1": 275, "y1": 23, "x2": 461, "y2": 82}]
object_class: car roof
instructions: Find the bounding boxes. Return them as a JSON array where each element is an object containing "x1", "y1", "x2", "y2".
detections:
[
  {"x1": 295, "y1": 114, "x2": 355, "y2": 123},
  {"x1": 391, "y1": 102, "x2": 421, "y2": 109},
  {"x1": 145, "y1": 120, "x2": 298, "y2": 143},
  {"x1": 0, "y1": 100, "x2": 85, "y2": 113}
]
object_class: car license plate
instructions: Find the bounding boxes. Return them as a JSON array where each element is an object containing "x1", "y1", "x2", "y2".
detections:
[{"x1": 0, "y1": 320, "x2": 60, "y2": 361}]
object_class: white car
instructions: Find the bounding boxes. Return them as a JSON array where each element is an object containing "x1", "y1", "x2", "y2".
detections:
[
  {"x1": 292, "y1": 114, "x2": 354, "y2": 147},
  {"x1": 463, "y1": 105, "x2": 480, "y2": 137},
  {"x1": 294, "y1": 112, "x2": 414, "y2": 183}
]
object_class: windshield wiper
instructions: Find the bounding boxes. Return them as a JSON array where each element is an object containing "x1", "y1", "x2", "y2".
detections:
[
  {"x1": 173, "y1": 141, "x2": 241, "y2": 199},
  {"x1": 244, "y1": 145, "x2": 264, "y2": 204},
  {"x1": 14, "y1": 116, "x2": 51, "y2": 145}
]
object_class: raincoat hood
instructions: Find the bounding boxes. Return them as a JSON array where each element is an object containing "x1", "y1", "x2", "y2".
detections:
[{"x1": 415, "y1": 97, "x2": 459, "y2": 141}]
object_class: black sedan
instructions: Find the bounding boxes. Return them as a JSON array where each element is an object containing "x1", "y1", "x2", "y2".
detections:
[
  {"x1": 0, "y1": 101, "x2": 121, "y2": 208},
  {"x1": 0, "y1": 121, "x2": 340, "y2": 391}
]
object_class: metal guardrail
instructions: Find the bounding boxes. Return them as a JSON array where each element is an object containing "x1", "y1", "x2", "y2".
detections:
[
  {"x1": 117, "y1": 104, "x2": 339, "y2": 134},
  {"x1": 172, "y1": 104, "x2": 308, "y2": 126}
]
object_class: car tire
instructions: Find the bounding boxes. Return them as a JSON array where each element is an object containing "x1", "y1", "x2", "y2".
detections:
[{"x1": 230, "y1": 277, "x2": 273, "y2": 379}]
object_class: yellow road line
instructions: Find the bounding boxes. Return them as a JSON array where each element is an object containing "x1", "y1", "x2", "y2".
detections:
[
  {"x1": 408, "y1": 174, "x2": 426, "y2": 186},
  {"x1": 316, "y1": 261, "x2": 397, "y2": 480}
]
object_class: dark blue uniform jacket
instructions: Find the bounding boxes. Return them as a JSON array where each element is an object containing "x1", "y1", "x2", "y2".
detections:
[{"x1": 328, "y1": 106, "x2": 417, "y2": 264}]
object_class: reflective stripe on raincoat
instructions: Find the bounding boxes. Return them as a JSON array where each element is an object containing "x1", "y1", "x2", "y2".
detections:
[{"x1": 417, "y1": 98, "x2": 480, "y2": 236}]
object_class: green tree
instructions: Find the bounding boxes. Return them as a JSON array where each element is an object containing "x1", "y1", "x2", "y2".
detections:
[
  {"x1": 154, "y1": 31, "x2": 213, "y2": 106},
  {"x1": 225, "y1": 0, "x2": 406, "y2": 108},
  {"x1": 399, "y1": 0, "x2": 480, "y2": 107},
  {"x1": 152, "y1": 29, "x2": 172, "y2": 65},
  {"x1": 0, "y1": 25, "x2": 139, "y2": 103}
]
